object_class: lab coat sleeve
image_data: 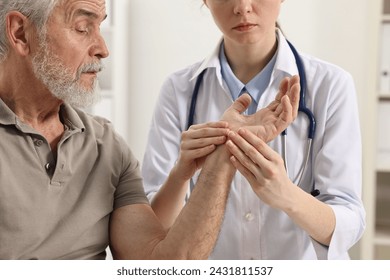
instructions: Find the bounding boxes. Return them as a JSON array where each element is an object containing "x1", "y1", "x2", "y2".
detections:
[
  {"x1": 311, "y1": 70, "x2": 366, "y2": 259},
  {"x1": 141, "y1": 73, "x2": 189, "y2": 201}
]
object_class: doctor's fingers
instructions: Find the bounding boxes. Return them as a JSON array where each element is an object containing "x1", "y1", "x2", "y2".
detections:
[
  {"x1": 236, "y1": 129, "x2": 283, "y2": 165},
  {"x1": 183, "y1": 127, "x2": 230, "y2": 140},
  {"x1": 184, "y1": 124, "x2": 230, "y2": 139},
  {"x1": 182, "y1": 124, "x2": 229, "y2": 142},
  {"x1": 226, "y1": 131, "x2": 272, "y2": 175},
  {"x1": 227, "y1": 130, "x2": 284, "y2": 175},
  {"x1": 226, "y1": 139, "x2": 266, "y2": 183},
  {"x1": 187, "y1": 121, "x2": 229, "y2": 131},
  {"x1": 180, "y1": 144, "x2": 218, "y2": 161},
  {"x1": 229, "y1": 155, "x2": 264, "y2": 188},
  {"x1": 180, "y1": 135, "x2": 227, "y2": 151}
]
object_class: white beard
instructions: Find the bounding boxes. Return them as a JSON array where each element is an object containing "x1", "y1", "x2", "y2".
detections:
[{"x1": 32, "y1": 37, "x2": 102, "y2": 108}]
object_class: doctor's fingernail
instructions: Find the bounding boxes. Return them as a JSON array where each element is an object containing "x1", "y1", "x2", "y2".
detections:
[
  {"x1": 238, "y1": 128, "x2": 246, "y2": 135},
  {"x1": 226, "y1": 140, "x2": 235, "y2": 148}
]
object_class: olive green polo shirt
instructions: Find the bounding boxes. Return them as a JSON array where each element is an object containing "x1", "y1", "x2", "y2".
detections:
[{"x1": 0, "y1": 98, "x2": 148, "y2": 259}]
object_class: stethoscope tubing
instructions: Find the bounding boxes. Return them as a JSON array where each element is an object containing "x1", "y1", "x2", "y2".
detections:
[{"x1": 286, "y1": 40, "x2": 316, "y2": 139}]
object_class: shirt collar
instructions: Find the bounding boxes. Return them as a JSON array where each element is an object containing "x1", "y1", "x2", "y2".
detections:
[
  {"x1": 219, "y1": 37, "x2": 277, "y2": 103},
  {"x1": 219, "y1": 43, "x2": 244, "y2": 100},
  {"x1": 0, "y1": 97, "x2": 85, "y2": 132},
  {"x1": 60, "y1": 103, "x2": 86, "y2": 132},
  {"x1": 0, "y1": 98, "x2": 17, "y2": 125},
  {"x1": 190, "y1": 29, "x2": 299, "y2": 91}
]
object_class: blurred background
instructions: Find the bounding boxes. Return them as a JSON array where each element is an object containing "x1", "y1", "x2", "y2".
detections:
[{"x1": 94, "y1": 0, "x2": 389, "y2": 260}]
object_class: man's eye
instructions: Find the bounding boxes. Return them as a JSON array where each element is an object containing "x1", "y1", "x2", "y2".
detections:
[{"x1": 76, "y1": 28, "x2": 88, "y2": 34}]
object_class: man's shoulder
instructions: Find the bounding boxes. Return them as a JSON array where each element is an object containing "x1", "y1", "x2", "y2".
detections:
[{"x1": 71, "y1": 106, "x2": 113, "y2": 130}]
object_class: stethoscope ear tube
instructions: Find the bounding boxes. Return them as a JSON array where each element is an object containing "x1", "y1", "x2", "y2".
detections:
[
  {"x1": 286, "y1": 40, "x2": 316, "y2": 140},
  {"x1": 187, "y1": 69, "x2": 207, "y2": 130}
]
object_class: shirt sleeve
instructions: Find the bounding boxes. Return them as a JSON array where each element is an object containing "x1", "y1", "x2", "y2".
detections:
[
  {"x1": 141, "y1": 74, "x2": 189, "y2": 201},
  {"x1": 113, "y1": 133, "x2": 149, "y2": 209},
  {"x1": 310, "y1": 69, "x2": 366, "y2": 259}
]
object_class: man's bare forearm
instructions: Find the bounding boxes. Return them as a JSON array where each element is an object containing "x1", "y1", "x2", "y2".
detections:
[{"x1": 151, "y1": 145, "x2": 235, "y2": 259}]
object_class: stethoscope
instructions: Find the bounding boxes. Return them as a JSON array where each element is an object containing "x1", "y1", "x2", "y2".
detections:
[{"x1": 187, "y1": 40, "x2": 320, "y2": 197}]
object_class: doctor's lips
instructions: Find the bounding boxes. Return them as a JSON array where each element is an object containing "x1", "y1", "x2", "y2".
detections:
[{"x1": 233, "y1": 22, "x2": 257, "y2": 32}]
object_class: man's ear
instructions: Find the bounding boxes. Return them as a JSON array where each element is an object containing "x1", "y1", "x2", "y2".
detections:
[{"x1": 6, "y1": 11, "x2": 32, "y2": 57}]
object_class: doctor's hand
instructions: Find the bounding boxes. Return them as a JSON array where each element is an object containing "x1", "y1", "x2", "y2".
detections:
[
  {"x1": 226, "y1": 128, "x2": 296, "y2": 210},
  {"x1": 173, "y1": 121, "x2": 230, "y2": 182},
  {"x1": 221, "y1": 75, "x2": 300, "y2": 143}
]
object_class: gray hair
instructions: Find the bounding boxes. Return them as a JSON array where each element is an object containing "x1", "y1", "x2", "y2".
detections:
[{"x1": 0, "y1": 0, "x2": 61, "y2": 62}]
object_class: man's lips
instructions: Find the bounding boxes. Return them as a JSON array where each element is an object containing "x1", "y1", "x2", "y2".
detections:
[{"x1": 82, "y1": 72, "x2": 98, "y2": 77}]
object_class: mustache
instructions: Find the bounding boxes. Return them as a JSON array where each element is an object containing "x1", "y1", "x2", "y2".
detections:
[{"x1": 76, "y1": 62, "x2": 104, "y2": 78}]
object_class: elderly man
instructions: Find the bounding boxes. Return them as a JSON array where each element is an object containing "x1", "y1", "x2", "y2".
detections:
[{"x1": 0, "y1": 0, "x2": 299, "y2": 259}]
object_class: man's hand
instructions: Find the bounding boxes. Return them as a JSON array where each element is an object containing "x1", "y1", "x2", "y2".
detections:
[{"x1": 221, "y1": 75, "x2": 300, "y2": 143}]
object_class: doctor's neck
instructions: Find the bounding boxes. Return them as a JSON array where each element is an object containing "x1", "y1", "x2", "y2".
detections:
[{"x1": 223, "y1": 32, "x2": 278, "y2": 84}]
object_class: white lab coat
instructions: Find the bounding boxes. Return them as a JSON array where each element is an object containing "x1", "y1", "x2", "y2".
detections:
[{"x1": 142, "y1": 30, "x2": 366, "y2": 259}]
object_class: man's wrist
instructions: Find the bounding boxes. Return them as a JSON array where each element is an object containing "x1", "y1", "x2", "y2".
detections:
[{"x1": 204, "y1": 144, "x2": 235, "y2": 172}]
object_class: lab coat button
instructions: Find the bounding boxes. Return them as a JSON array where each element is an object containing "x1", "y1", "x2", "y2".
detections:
[
  {"x1": 45, "y1": 163, "x2": 51, "y2": 171},
  {"x1": 245, "y1": 212, "x2": 254, "y2": 221}
]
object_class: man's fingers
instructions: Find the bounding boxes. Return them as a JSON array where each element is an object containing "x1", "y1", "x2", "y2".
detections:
[
  {"x1": 230, "y1": 93, "x2": 252, "y2": 114},
  {"x1": 266, "y1": 100, "x2": 279, "y2": 112},
  {"x1": 276, "y1": 77, "x2": 290, "y2": 101},
  {"x1": 276, "y1": 95, "x2": 293, "y2": 128},
  {"x1": 288, "y1": 75, "x2": 300, "y2": 118},
  {"x1": 273, "y1": 75, "x2": 299, "y2": 113},
  {"x1": 274, "y1": 75, "x2": 300, "y2": 119}
]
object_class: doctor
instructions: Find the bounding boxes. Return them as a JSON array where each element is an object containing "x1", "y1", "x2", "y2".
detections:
[{"x1": 142, "y1": 0, "x2": 365, "y2": 259}]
